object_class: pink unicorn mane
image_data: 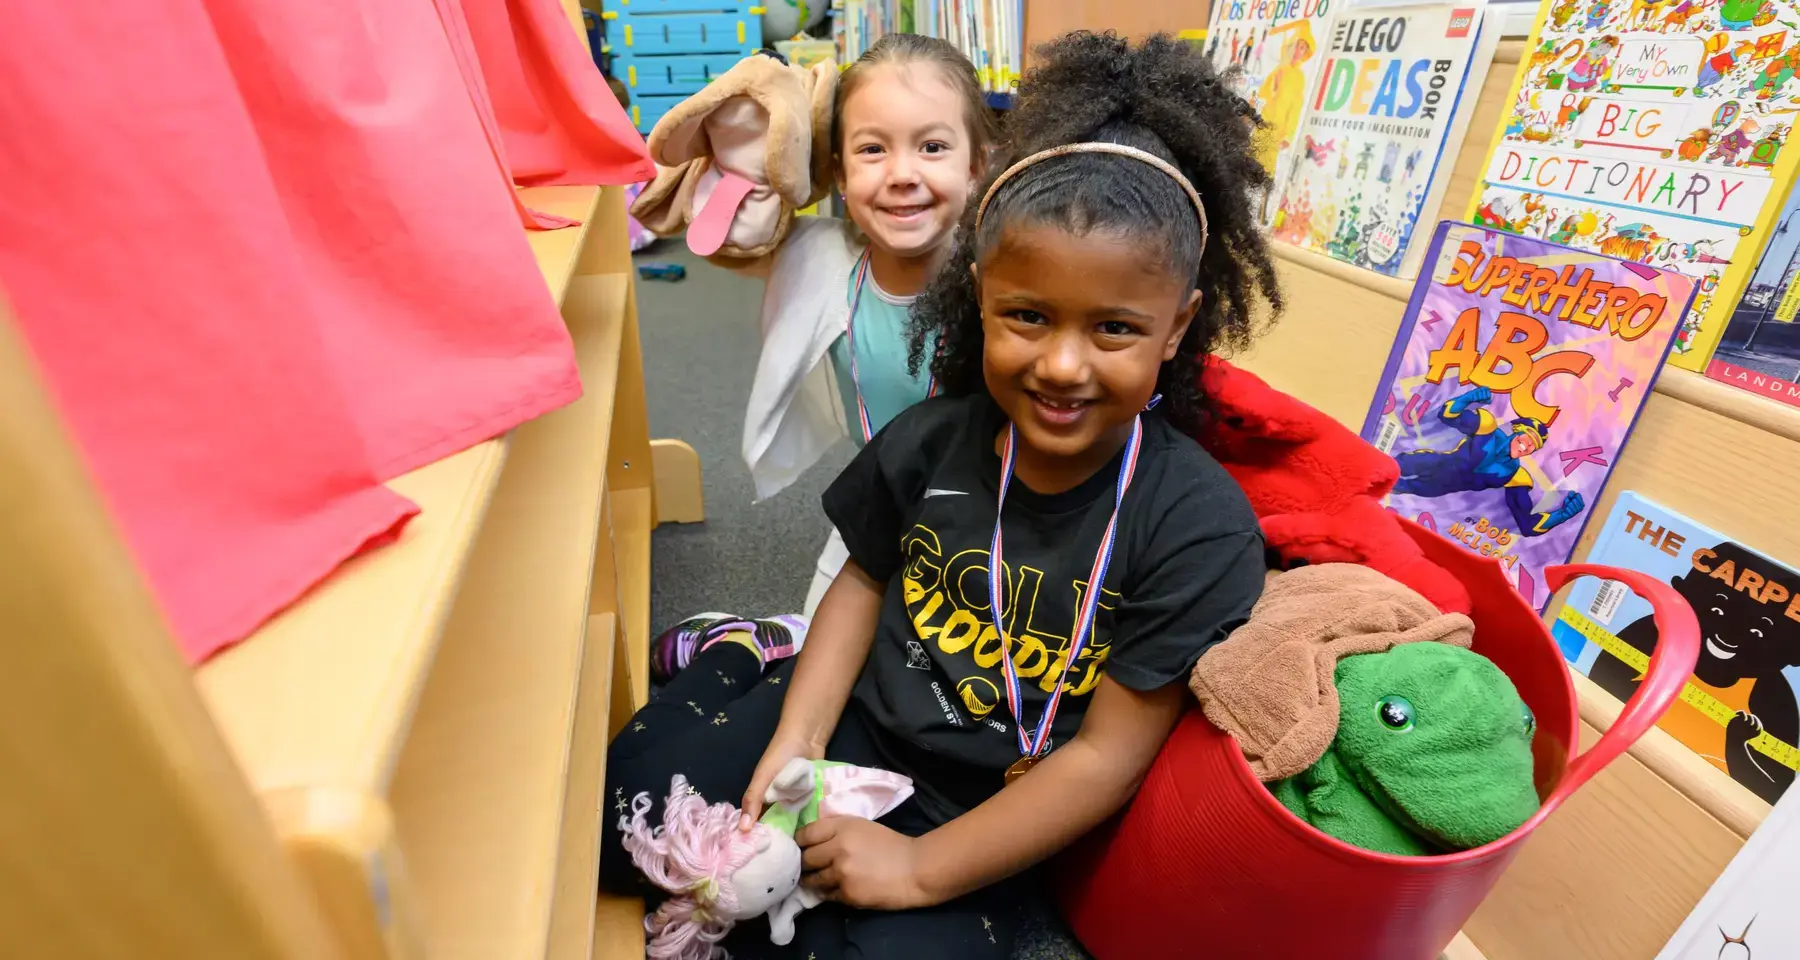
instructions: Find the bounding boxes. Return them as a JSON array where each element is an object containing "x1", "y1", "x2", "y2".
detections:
[{"x1": 619, "y1": 774, "x2": 766, "y2": 960}]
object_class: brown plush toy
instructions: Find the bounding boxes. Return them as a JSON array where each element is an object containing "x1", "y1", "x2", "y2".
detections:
[
  {"x1": 629, "y1": 52, "x2": 838, "y2": 260},
  {"x1": 1188, "y1": 563, "x2": 1476, "y2": 782}
]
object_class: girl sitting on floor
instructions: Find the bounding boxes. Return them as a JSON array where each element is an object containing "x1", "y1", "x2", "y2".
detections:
[{"x1": 602, "y1": 31, "x2": 1284, "y2": 959}]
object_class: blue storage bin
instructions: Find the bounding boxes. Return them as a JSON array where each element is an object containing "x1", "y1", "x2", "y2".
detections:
[
  {"x1": 607, "y1": 0, "x2": 760, "y2": 135},
  {"x1": 617, "y1": 0, "x2": 754, "y2": 12},
  {"x1": 629, "y1": 95, "x2": 688, "y2": 134},
  {"x1": 618, "y1": 12, "x2": 754, "y2": 54},
  {"x1": 619, "y1": 52, "x2": 744, "y2": 96}
]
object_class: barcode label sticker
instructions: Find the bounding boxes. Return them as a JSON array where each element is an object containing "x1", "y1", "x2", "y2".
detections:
[
  {"x1": 1589, "y1": 578, "x2": 1628, "y2": 625},
  {"x1": 1374, "y1": 417, "x2": 1402, "y2": 454}
]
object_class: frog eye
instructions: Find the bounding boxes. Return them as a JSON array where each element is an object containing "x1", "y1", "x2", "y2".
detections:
[
  {"x1": 1375, "y1": 695, "x2": 1415, "y2": 733},
  {"x1": 1522, "y1": 704, "x2": 1536, "y2": 739}
]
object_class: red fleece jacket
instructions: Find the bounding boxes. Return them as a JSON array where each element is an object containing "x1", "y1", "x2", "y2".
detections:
[{"x1": 1189, "y1": 358, "x2": 1472, "y2": 616}]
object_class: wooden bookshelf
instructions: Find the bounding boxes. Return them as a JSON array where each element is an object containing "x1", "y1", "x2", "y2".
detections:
[
  {"x1": 0, "y1": 304, "x2": 344, "y2": 959},
  {"x1": 0, "y1": 183, "x2": 692, "y2": 960},
  {"x1": 1239, "y1": 39, "x2": 1791, "y2": 960}
]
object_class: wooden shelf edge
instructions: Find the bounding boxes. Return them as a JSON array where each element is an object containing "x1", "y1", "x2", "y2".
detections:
[
  {"x1": 386, "y1": 606, "x2": 592, "y2": 960},
  {"x1": 1, "y1": 303, "x2": 347, "y2": 959},
  {"x1": 197, "y1": 437, "x2": 510, "y2": 800},
  {"x1": 1570, "y1": 668, "x2": 1771, "y2": 839},
  {"x1": 591, "y1": 894, "x2": 646, "y2": 960},
  {"x1": 267, "y1": 787, "x2": 428, "y2": 960},
  {"x1": 612, "y1": 485, "x2": 654, "y2": 712},
  {"x1": 523, "y1": 186, "x2": 605, "y2": 306},
  {"x1": 1655, "y1": 366, "x2": 1800, "y2": 444},
  {"x1": 1272, "y1": 240, "x2": 1415, "y2": 302},
  {"x1": 385, "y1": 262, "x2": 630, "y2": 960},
  {"x1": 546, "y1": 613, "x2": 619, "y2": 960},
  {"x1": 567, "y1": 274, "x2": 632, "y2": 500}
]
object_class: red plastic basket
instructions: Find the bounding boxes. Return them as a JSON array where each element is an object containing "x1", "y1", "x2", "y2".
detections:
[{"x1": 1056, "y1": 521, "x2": 1699, "y2": 960}]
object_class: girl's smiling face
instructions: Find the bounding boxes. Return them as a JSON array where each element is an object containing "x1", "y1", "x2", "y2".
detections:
[
  {"x1": 976, "y1": 223, "x2": 1200, "y2": 489},
  {"x1": 837, "y1": 63, "x2": 978, "y2": 262}
]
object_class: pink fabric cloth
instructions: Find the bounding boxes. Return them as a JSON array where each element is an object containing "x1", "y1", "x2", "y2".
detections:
[
  {"x1": 0, "y1": 0, "x2": 611, "y2": 662},
  {"x1": 459, "y1": 0, "x2": 656, "y2": 188},
  {"x1": 432, "y1": 0, "x2": 580, "y2": 230}
]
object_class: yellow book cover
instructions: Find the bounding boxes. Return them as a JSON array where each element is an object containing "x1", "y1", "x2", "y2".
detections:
[
  {"x1": 1462, "y1": 0, "x2": 1800, "y2": 371},
  {"x1": 1202, "y1": 0, "x2": 1337, "y2": 224}
]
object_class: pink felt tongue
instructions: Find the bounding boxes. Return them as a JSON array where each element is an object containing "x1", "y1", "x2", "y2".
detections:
[{"x1": 687, "y1": 171, "x2": 756, "y2": 256}]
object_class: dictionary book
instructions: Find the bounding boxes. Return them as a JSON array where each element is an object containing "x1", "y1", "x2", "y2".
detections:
[
  {"x1": 1461, "y1": 0, "x2": 1800, "y2": 373},
  {"x1": 1554, "y1": 491, "x2": 1800, "y2": 805},
  {"x1": 1272, "y1": 1, "x2": 1499, "y2": 278},
  {"x1": 1361, "y1": 221, "x2": 1697, "y2": 612}
]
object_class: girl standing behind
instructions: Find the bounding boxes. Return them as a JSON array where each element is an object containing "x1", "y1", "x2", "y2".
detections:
[
  {"x1": 605, "y1": 31, "x2": 1282, "y2": 958},
  {"x1": 651, "y1": 36, "x2": 995, "y2": 681},
  {"x1": 806, "y1": 36, "x2": 997, "y2": 611}
]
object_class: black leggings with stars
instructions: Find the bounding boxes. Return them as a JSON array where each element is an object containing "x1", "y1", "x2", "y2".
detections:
[{"x1": 600, "y1": 642, "x2": 1028, "y2": 960}]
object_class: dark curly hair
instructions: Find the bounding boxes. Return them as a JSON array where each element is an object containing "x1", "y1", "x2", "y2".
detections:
[{"x1": 907, "y1": 31, "x2": 1284, "y2": 435}]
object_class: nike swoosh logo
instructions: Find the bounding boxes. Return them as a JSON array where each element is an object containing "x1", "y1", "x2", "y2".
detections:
[{"x1": 924, "y1": 488, "x2": 968, "y2": 498}]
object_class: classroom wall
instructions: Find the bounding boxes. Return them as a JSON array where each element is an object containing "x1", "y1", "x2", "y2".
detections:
[{"x1": 1022, "y1": 0, "x2": 1212, "y2": 62}]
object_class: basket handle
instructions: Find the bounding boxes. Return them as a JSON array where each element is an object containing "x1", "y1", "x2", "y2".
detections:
[{"x1": 1543, "y1": 563, "x2": 1699, "y2": 798}]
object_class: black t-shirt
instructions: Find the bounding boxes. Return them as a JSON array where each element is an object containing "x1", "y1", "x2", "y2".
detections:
[{"x1": 822, "y1": 393, "x2": 1266, "y2": 821}]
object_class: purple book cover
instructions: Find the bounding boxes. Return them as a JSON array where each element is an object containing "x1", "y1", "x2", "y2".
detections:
[{"x1": 1360, "y1": 220, "x2": 1697, "y2": 611}]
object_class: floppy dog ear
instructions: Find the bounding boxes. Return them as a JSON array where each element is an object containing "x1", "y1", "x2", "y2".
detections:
[
  {"x1": 637, "y1": 52, "x2": 821, "y2": 258},
  {"x1": 800, "y1": 60, "x2": 840, "y2": 207},
  {"x1": 647, "y1": 53, "x2": 809, "y2": 201},
  {"x1": 629, "y1": 160, "x2": 702, "y2": 237}
]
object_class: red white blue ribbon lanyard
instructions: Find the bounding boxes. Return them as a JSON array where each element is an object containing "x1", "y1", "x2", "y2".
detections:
[
  {"x1": 987, "y1": 415, "x2": 1144, "y2": 776},
  {"x1": 846, "y1": 250, "x2": 936, "y2": 443}
]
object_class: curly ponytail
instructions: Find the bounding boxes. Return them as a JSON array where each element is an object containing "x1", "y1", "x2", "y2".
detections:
[{"x1": 908, "y1": 31, "x2": 1284, "y2": 435}]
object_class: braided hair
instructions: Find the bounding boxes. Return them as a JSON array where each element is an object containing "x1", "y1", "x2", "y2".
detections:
[{"x1": 907, "y1": 31, "x2": 1284, "y2": 435}]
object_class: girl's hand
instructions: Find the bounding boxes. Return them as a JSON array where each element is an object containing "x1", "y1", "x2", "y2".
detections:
[
  {"x1": 740, "y1": 729, "x2": 826, "y2": 830},
  {"x1": 797, "y1": 817, "x2": 932, "y2": 910}
]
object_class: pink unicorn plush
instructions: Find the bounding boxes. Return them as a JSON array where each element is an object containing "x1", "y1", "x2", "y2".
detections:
[{"x1": 619, "y1": 759, "x2": 913, "y2": 959}]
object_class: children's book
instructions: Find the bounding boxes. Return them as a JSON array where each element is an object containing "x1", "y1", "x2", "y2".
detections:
[
  {"x1": 1707, "y1": 183, "x2": 1800, "y2": 407},
  {"x1": 1202, "y1": 0, "x2": 1336, "y2": 224},
  {"x1": 1653, "y1": 731, "x2": 1800, "y2": 958},
  {"x1": 1554, "y1": 492, "x2": 1800, "y2": 805},
  {"x1": 1272, "y1": 2, "x2": 1499, "y2": 279},
  {"x1": 1361, "y1": 221, "x2": 1696, "y2": 611},
  {"x1": 1461, "y1": 0, "x2": 1800, "y2": 374}
]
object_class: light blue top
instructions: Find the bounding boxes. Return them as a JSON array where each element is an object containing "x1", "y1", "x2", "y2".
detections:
[{"x1": 828, "y1": 274, "x2": 933, "y2": 446}]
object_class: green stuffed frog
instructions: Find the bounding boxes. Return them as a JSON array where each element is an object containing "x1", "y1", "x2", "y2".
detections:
[{"x1": 1270, "y1": 641, "x2": 1541, "y2": 856}]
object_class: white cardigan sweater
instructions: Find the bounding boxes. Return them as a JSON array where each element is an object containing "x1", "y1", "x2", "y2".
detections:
[{"x1": 742, "y1": 215, "x2": 866, "y2": 502}]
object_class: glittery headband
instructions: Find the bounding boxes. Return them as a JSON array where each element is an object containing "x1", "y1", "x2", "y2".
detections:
[{"x1": 973, "y1": 142, "x2": 1209, "y2": 255}]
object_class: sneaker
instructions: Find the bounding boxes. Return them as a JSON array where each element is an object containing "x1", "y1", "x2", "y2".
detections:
[
  {"x1": 650, "y1": 613, "x2": 810, "y2": 682},
  {"x1": 650, "y1": 612, "x2": 742, "y2": 683},
  {"x1": 744, "y1": 614, "x2": 808, "y2": 665}
]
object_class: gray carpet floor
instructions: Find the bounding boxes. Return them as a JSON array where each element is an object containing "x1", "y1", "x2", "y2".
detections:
[{"x1": 634, "y1": 242, "x2": 1088, "y2": 960}]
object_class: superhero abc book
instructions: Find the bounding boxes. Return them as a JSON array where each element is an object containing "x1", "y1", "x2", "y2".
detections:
[{"x1": 1361, "y1": 220, "x2": 1698, "y2": 611}]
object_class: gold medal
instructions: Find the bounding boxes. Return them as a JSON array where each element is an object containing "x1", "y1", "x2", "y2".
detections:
[{"x1": 989, "y1": 418, "x2": 1144, "y2": 788}]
